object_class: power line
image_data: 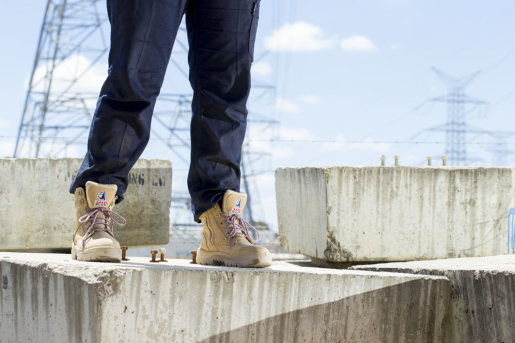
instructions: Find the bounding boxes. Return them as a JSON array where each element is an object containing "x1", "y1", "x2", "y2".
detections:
[
  {"x1": 483, "y1": 46, "x2": 515, "y2": 76},
  {"x1": 355, "y1": 100, "x2": 431, "y2": 141},
  {"x1": 2, "y1": 135, "x2": 514, "y2": 145}
]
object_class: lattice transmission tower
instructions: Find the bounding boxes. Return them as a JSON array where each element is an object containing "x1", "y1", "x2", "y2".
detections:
[
  {"x1": 14, "y1": 0, "x2": 110, "y2": 157},
  {"x1": 424, "y1": 68, "x2": 488, "y2": 166}
]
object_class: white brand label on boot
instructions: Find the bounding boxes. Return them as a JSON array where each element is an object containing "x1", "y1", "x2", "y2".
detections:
[
  {"x1": 231, "y1": 198, "x2": 242, "y2": 214},
  {"x1": 94, "y1": 190, "x2": 108, "y2": 207}
]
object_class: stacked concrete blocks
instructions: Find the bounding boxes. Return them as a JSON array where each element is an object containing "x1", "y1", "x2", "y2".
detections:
[{"x1": 276, "y1": 166, "x2": 515, "y2": 262}]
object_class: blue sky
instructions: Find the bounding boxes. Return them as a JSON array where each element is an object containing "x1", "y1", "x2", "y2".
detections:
[{"x1": 1, "y1": 0, "x2": 514, "y2": 228}]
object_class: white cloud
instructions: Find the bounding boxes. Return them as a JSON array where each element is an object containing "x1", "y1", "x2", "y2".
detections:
[
  {"x1": 244, "y1": 126, "x2": 317, "y2": 160},
  {"x1": 252, "y1": 61, "x2": 272, "y2": 76},
  {"x1": 264, "y1": 21, "x2": 336, "y2": 52},
  {"x1": 273, "y1": 97, "x2": 300, "y2": 114},
  {"x1": 247, "y1": 140, "x2": 292, "y2": 159},
  {"x1": 273, "y1": 127, "x2": 318, "y2": 158},
  {"x1": 29, "y1": 53, "x2": 106, "y2": 93},
  {"x1": 340, "y1": 35, "x2": 377, "y2": 52},
  {"x1": 15, "y1": 54, "x2": 107, "y2": 158},
  {"x1": 299, "y1": 94, "x2": 321, "y2": 105},
  {"x1": 27, "y1": 53, "x2": 107, "y2": 110},
  {"x1": 322, "y1": 135, "x2": 390, "y2": 152}
]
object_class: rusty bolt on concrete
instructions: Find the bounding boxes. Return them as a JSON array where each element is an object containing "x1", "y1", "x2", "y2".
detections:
[
  {"x1": 159, "y1": 248, "x2": 168, "y2": 262},
  {"x1": 149, "y1": 249, "x2": 159, "y2": 263},
  {"x1": 121, "y1": 246, "x2": 129, "y2": 261},
  {"x1": 442, "y1": 155, "x2": 448, "y2": 166},
  {"x1": 394, "y1": 155, "x2": 400, "y2": 166},
  {"x1": 427, "y1": 156, "x2": 433, "y2": 166},
  {"x1": 191, "y1": 251, "x2": 197, "y2": 264}
]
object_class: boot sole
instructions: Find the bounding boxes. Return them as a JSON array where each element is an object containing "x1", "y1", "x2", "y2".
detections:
[
  {"x1": 72, "y1": 244, "x2": 122, "y2": 262},
  {"x1": 196, "y1": 248, "x2": 272, "y2": 268}
]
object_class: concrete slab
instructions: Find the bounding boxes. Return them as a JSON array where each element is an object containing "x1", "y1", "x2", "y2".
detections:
[
  {"x1": 352, "y1": 255, "x2": 515, "y2": 342},
  {"x1": 0, "y1": 158, "x2": 171, "y2": 251},
  {"x1": 276, "y1": 166, "x2": 515, "y2": 262},
  {"x1": 310, "y1": 257, "x2": 371, "y2": 269},
  {"x1": 0, "y1": 252, "x2": 449, "y2": 342}
]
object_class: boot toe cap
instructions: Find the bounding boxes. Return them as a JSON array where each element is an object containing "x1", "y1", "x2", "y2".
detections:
[{"x1": 82, "y1": 231, "x2": 121, "y2": 250}]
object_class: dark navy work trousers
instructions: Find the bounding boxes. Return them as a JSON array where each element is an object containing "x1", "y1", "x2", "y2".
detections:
[{"x1": 70, "y1": 0, "x2": 260, "y2": 222}]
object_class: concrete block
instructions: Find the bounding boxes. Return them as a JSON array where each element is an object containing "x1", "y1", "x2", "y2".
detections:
[
  {"x1": 0, "y1": 158, "x2": 171, "y2": 251},
  {"x1": 0, "y1": 252, "x2": 449, "y2": 342},
  {"x1": 352, "y1": 255, "x2": 515, "y2": 342},
  {"x1": 276, "y1": 166, "x2": 515, "y2": 262}
]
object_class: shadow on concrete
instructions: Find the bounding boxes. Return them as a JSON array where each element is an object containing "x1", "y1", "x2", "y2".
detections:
[{"x1": 200, "y1": 278, "x2": 448, "y2": 343}]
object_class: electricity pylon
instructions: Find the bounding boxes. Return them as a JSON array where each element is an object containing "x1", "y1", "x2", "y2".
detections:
[
  {"x1": 409, "y1": 68, "x2": 515, "y2": 166},
  {"x1": 488, "y1": 131, "x2": 515, "y2": 166},
  {"x1": 421, "y1": 69, "x2": 488, "y2": 165},
  {"x1": 14, "y1": 0, "x2": 110, "y2": 157}
]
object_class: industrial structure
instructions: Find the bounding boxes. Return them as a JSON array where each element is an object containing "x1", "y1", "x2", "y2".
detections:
[
  {"x1": 408, "y1": 68, "x2": 514, "y2": 166},
  {"x1": 14, "y1": 0, "x2": 109, "y2": 158}
]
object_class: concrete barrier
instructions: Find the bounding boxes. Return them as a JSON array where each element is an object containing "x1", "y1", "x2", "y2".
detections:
[
  {"x1": 352, "y1": 255, "x2": 515, "y2": 342},
  {"x1": 276, "y1": 166, "x2": 515, "y2": 262},
  {"x1": 0, "y1": 253, "x2": 449, "y2": 342},
  {"x1": 0, "y1": 158, "x2": 171, "y2": 251}
]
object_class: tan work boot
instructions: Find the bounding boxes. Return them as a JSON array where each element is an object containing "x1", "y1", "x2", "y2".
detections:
[
  {"x1": 196, "y1": 190, "x2": 272, "y2": 268},
  {"x1": 72, "y1": 181, "x2": 126, "y2": 262}
]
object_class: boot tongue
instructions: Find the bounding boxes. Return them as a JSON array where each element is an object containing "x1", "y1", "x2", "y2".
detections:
[
  {"x1": 222, "y1": 190, "x2": 247, "y2": 216},
  {"x1": 85, "y1": 181, "x2": 117, "y2": 209}
]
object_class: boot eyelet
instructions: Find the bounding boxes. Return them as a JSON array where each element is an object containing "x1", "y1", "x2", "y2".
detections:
[
  {"x1": 78, "y1": 190, "x2": 82, "y2": 196},
  {"x1": 80, "y1": 199, "x2": 84, "y2": 205}
]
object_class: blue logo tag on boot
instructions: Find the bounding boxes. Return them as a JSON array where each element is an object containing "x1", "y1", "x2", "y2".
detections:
[
  {"x1": 94, "y1": 190, "x2": 108, "y2": 207},
  {"x1": 231, "y1": 198, "x2": 242, "y2": 214}
]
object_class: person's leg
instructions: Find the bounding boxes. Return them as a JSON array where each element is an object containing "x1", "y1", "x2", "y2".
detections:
[
  {"x1": 186, "y1": 0, "x2": 271, "y2": 268},
  {"x1": 186, "y1": 0, "x2": 260, "y2": 221},
  {"x1": 70, "y1": 0, "x2": 188, "y2": 202},
  {"x1": 70, "y1": 0, "x2": 188, "y2": 262}
]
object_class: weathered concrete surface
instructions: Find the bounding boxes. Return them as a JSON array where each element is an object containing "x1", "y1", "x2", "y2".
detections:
[
  {"x1": 352, "y1": 255, "x2": 515, "y2": 343},
  {"x1": 310, "y1": 257, "x2": 371, "y2": 269},
  {"x1": 0, "y1": 158, "x2": 171, "y2": 251},
  {"x1": 0, "y1": 253, "x2": 449, "y2": 343},
  {"x1": 276, "y1": 166, "x2": 515, "y2": 262}
]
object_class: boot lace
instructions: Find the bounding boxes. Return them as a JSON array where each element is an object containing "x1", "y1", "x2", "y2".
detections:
[
  {"x1": 78, "y1": 208, "x2": 127, "y2": 249},
  {"x1": 221, "y1": 214, "x2": 259, "y2": 247}
]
